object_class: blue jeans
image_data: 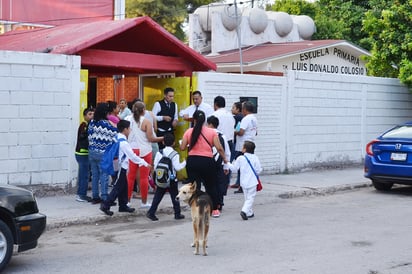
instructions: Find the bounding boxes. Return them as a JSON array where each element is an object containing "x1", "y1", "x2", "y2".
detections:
[
  {"x1": 89, "y1": 150, "x2": 109, "y2": 200},
  {"x1": 75, "y1": 154, "x2": 89, "y2": 197}
]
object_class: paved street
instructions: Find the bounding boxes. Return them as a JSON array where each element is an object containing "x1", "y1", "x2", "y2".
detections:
[{"x1": 5, "y1": 182, "x2": 412, "y2": 274}]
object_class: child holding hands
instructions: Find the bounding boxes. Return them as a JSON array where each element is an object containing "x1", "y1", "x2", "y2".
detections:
[
  {"x1": 146, "y1": 133, "x2": 186, "y2": 221},
  {"x1": 226, "y1": 141, "x2": 262, "y2": 220},
  {"x1": 100, "y1": 120, "x2": 151, "y2": 216}
]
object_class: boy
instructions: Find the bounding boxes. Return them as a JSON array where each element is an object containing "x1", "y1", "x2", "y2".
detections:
[
  {"x1": 75, "y1": 107, "x2": 94, "y2": 202},
  {"x1": 226, "y1": 141, "x2": 262, "y2": 220},
  {"x1": 206, "y1": 115, "x2": 231, "y2": 212},
  {"x1": 146, "y1": 133, "x2": 186, "y2": 221},
  {"x1": 100, "y1": 120, "x2": 151, "y2": 216}
]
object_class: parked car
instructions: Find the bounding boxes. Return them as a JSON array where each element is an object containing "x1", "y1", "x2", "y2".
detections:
[
  {"x1": 364, "y1": 121, "x2": 412, "y2": 191},
  {"x1": 0, "y1": 185, "x2": 46, "y2": 271}
]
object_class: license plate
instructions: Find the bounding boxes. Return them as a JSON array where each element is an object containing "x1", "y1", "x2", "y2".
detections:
[{"x1": 391, "y1": 153, "x2": 407, "y2": 161}]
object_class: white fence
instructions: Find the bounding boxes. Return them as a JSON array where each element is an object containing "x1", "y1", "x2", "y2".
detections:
[
  {"x1": 0, "y1": 51, "x2": 80, "y2": 186},
  {"x1": 196, "y1": 71, "x2": 412, "y2": 173},
  {"x1": 1, "y1": 50, "x2": 411, "y2": 187}
]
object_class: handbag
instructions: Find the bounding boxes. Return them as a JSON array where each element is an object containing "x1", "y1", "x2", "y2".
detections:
[{"x1": 244, "y1": 155, "x2": 262, "y2": 191}]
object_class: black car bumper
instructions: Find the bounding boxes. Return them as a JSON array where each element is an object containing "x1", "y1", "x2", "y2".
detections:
[{"x1": 14, "y1": 213, "x2": 46, "y2": 252}]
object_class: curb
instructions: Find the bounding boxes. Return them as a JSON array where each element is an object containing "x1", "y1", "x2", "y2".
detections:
[
  {"x1": 278, "y1": 182, "x2": 372, "y2": 199},
  {"x1": 45, "y1": 183, "x2": 371, "y2": 230}
]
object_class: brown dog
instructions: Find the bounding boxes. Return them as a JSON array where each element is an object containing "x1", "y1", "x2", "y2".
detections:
[{"x1": 176, "y1": 182, "x2": 212, "y2": 256}]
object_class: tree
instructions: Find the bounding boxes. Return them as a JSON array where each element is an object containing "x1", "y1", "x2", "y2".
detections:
[
  {"x1": 363, "y1": 0, "x2": 412, "y2": 88},
  {"x1": 125, "y1": 0, "x2": 217, "y2": 41}
]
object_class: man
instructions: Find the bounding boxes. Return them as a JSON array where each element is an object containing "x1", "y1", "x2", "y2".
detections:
[
  {"x1": 179, "y1": 90, "x2": 214, "y2": 126},
  {"x1": 212, "y1": 96, "x2": 235, "y2": 153},
  {"x1": 234, "y1": 100, "x2": 258, "y2": 194},
  {"x1": 152, "y1": 87, "x2": 178, "y2": 150},
  {"x1": 118, "y1": 98, "x2": 131, "y2": 119}
]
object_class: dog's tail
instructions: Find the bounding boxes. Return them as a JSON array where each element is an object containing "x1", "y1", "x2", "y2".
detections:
[{"x1": 197, "y1": 199, "x2": 211, "y2": 240}]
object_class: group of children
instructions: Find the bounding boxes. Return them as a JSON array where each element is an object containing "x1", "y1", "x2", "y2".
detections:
[{"x1": 76, "y1": 108, "x2": 262, "y2": 221}]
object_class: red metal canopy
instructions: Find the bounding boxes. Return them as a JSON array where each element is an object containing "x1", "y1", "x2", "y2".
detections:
[{"x1": 0, "y1": 17, "x2": 216, "y2": 76}]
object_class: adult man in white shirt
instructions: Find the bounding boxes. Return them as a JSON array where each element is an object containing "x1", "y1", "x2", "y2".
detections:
[
  {"x1": 234, "y1": 101, "x2": 257, "y2": 194},
  {"x1": 212, "y1": 95, "x2": 235, "y2": 153},
  {"x1": 235, "y1": 101, "x2": 257, "y2": 152},
  {"x1": 179, "y1": 90, "x2": 213, "y2": 126}
]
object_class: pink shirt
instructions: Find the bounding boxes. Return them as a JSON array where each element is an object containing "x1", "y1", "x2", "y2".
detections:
[
  {"x1": 183, "y1": 127, "x2": 217, "y2": 158},
  {"x1": 107, "y1": 114, "x2": 120, "y2": 125}
]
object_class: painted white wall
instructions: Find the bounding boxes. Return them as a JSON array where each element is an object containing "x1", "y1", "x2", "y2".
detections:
[
  {"x1": 195, "y1": 71, "x2": 412, "y2": 173},
  {"x1": 0, "y1": 50, "x2": 80, "y2": 186}
]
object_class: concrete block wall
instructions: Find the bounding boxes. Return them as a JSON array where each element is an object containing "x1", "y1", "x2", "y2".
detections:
[
  {"x1": 0, "y1": 50, "x2": 81, "y2": 186},
  {"x1": 195, "y1": 71, "x2": 412, "y2": 174},
  {"x1": 195, "y1": 72, "x2": 286, "y2": 173}
]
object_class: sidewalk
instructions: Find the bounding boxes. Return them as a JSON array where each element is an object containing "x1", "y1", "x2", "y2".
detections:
[{"x1": 37, "y1": 167, "x2": 371, "y2": 230}]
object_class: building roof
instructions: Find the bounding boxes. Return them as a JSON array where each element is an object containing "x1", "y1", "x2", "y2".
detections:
[
  {"x1": 206, "y1": 40, "x2": 370, "y2": 67},
  {"x1": 0, "y1": 17, "x2": 216, "y2": 76}
]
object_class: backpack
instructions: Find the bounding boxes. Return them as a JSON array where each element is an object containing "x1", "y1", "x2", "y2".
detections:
[
  {"x1": 213, "y1": 132, "x2": 225, "y2": 164},
  {"x1": 154, "y1": 150, "x2": 178, "y2": 188},
  {"x1": 100, "y1": 137, "x2": 126, "y2": 176}
]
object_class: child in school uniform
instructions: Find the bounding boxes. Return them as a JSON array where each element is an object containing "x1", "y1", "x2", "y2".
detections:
[
  {"x1": 100, "y1": 120, "x2": 151, "y2": 216},
  {"x1": 146, "y1": 133, "x2": 186, "y2": 221},
  {"x1": 226, "y1": 140, "x2": 262, "y2": 220}
]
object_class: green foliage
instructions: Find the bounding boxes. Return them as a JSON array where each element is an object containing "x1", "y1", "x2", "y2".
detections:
[
  {"x1": 125, "y1": 0, "x2": 216, "y2": 40},
  {"x1": 268, "y1": 0, "x2": 317, "y2": 18},
  {"x1": 363, "y1": 1, "x2": 412, "y2": 88}
]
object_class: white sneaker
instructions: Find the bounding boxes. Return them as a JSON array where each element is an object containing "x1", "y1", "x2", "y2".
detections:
[
  {"x1": 126, "y1": 202, "x2": 131, "y2": 207},
  {"x1": 140, "y1": 202, "x2": 151, "y2": 209}
]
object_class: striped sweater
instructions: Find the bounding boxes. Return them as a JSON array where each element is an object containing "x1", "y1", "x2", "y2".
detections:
[{"x1": 87, "y1": 119, "x2": 118, "y2": 154}]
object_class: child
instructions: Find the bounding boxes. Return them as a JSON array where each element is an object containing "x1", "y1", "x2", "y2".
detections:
[
  {"x1": 226, "y1": 141, "x2": 262, "y2": 220},
  {"x1": 206, "y1": 115, "x2": 231, "y2": 212},
  {"x1": 146, "y1": 133, "x2": 186, "y2": 221},
  {"x1": 75, "y1": 107, "x2": 94, "y2": 202},
  {"x1": 100, "y1": 120, "x2": 151, "y2": 216}
]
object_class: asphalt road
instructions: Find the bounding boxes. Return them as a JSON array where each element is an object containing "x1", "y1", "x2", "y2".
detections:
[{"x1": 5, "y1": 186, "x2": 412, "y2": 274}]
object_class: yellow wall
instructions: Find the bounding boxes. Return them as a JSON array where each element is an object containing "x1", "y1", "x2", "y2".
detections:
[
  {"x1": 143, "y1": 77, "x2": 192, "y2": 179},
  {"x1": 79, "y1": 69, "x2": 89, "y2": 122}
]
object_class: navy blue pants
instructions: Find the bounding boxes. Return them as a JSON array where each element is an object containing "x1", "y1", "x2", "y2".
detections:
[
  {"x1": 102, "y1": 168, "x2": 128, "y2": 210},
  {"x1": 147, "y1": 181, "x2": 181, "y2": 217}
]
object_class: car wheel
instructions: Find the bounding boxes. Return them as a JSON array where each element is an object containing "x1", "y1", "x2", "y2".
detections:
[
  {"x1": 0, "y1": 220, "x2": 13, "y2": 272},
  {"x1": 372, "y1": 180, "x2": 394, "y2": 191}
]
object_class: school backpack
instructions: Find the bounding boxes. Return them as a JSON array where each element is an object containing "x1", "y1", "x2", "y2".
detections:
[
  {"x1": 100, "y1": 137, "x2": 126, "y2": 176},
  {"x1": 154, "y1": 150, "x2": 178, "y2": 188},
  {"x1": 213, "y1": 132, "x2": 225, "y2": 164}
]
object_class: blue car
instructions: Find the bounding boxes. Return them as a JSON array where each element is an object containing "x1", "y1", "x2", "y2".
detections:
[{"x1": 364, "y1": 121, "x2": 412, "y2": 191}]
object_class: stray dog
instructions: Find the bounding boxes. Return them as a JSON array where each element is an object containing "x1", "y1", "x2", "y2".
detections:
[{"x1": 176, "y1": 182, "x2": 212, "y2": 256}]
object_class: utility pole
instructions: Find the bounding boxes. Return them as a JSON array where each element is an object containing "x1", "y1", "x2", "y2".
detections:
[{"x1": 234, "y1": 0, "x2": 243, "y2": 74}]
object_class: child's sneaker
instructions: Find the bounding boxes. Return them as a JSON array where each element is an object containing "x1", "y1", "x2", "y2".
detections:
[
  {"x1": 76, "y1": 195, "x2": 92, "y2": 202},
  {"x1": 140, "y1": 202, "x2": 151, "y2": 209},
  {"x1": 212, "y1": 209, "x2": 220, "y2": 218}
]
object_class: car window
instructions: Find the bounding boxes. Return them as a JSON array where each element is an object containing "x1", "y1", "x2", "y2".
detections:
[{"x1": 382, "y1": 125, "x2": 412, "y2": 139}]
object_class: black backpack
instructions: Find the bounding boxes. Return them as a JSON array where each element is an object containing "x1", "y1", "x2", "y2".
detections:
[
  {"x1": 213, "y1": 132, "x2": 225, "y2": 164},
  {"x1": 154, "y1": 150, "x2": 178, "y2": 188}
]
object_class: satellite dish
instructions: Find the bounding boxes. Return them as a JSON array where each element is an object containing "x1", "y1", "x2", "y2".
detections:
[
  {"x1": 269, "y1": 11, "x2": 293, "y2": 37},
  {"x1": 194, "y1": 4, "x2": 223, "y2": 32},
  {"x1": 221, "y1": 5, "x2": 242, "y2": 31},
  {"x1": 294, "y1": 15, "x2": 316, "y2": 39},
  {"x1": 248, "y1": 7, "x2": 268, "y2": 34}
]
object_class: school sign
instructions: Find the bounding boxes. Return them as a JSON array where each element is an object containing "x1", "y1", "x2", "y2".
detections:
[{"x1": 206, "y1": 40, "x2": 370, "y2": 76}]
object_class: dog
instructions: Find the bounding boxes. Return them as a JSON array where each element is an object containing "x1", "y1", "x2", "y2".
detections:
[{"x1": 176, "y1": 181, "x2": 212, "y2": 256}]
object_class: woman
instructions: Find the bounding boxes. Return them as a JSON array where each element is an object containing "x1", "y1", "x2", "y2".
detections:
[
  {"x1": 180, "y1": 110, "x2": 228, "y2": 218},
  {"x1": 126, "y1": 101, "x2": 163, "y2": 208},
  {"x1": 88, "y1": 102, "x2": 118, "y2": 203},
  {"x1": 107, "y1": 100, "x2": 120, "y2": 126}
]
